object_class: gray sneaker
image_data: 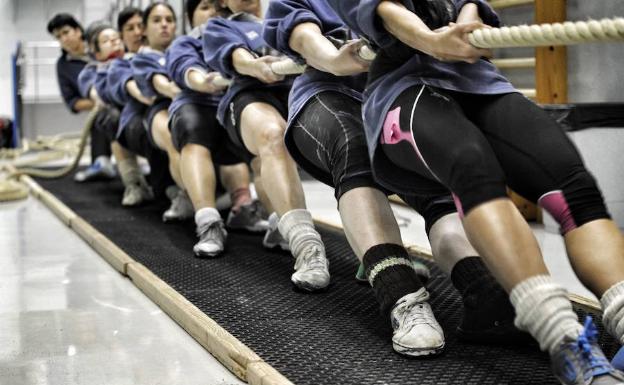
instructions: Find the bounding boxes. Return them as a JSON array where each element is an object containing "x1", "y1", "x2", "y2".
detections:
[
  {"x1": 122, "y1": 184, "x2": 145, "y2": 206},
  {"x1": 390, "y1": 289, "x2": 445, "y2": 356},
  {"x1": 551, "y1": 316, "x2": 624, "y2": 385},
  {"x1": 226, "y1": 201, "x2": 269, "y2": 233},
  {"x1": 193, "y1": 219, "x2": 227, "y2": 258},
  {"x1": 262, "y1": 212, "x2": 289, "y2": 251},
  {"x1": 163, "y1": 186, "x2": 194, "y2": 222},
  {"x1": 291, "y1": 243, "x2": 330, "y2": 292}
]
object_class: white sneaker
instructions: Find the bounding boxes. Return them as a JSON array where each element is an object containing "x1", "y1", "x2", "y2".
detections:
[
  {"x1": 291, "y1": 244, "x2": 330, "y2": 291},
  {"x1": 193, "y1": 219, "x2": 227, "y2": 258},
  {"x1": 163, "y1": 186, "x2": 194, "y2": 222},
  {"x1": 226, "y1": 201, "x2": 269, "y2": 233},
  {"x1": 390, "y1": 289, "x2": 445, "y2": 356},
  {"x1": 122, "y1": 184, "x2": 145, "y2": 206},
  {"x1": 262, "y1": 213, "x2": 289, "y2": 251}
]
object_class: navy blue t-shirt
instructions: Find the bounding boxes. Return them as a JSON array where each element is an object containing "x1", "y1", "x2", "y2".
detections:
[{"x1": 56, "y1": 52, "x2": 90, "y2": 113}]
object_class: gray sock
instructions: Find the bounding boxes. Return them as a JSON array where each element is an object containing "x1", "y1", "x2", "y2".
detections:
[
  {"x1": 118, "y1": 158, "x2": 141, "y2": 187},
  {"x1": 277, "y1": 209, "x2": 324, "y2": 257},
  {"x1": 510, "y1": 275, "x2": 583, "y2": 354},
  {"x1": 601, "y1": 280, "x2": 624, "y2": 344}
]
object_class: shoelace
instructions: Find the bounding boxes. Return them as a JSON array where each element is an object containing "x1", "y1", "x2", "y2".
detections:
[
  {"x1": 197, "y1": 221, "x2": 226, "y2": 243},
  {"x1": 302, "y1": 246, "x2": 327, "y2": 270},
  {"x1": 401, "y1": 300, "x2": 436, "y2": 329},
  {"x1": 575, "y1": 316, "x2": 613, "y2": 377}
]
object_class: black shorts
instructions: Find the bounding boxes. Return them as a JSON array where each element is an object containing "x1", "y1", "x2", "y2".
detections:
[
  {"x1": 118, "y1": 114, "x2": 150, "y2": 158},
  {"x1": 290, "y1": 91, "x2": 384, "y2": 201},
  {"x1": 170, "y1": 103, "x2": 245, "y2": 166},
  {"x1": 93, "y1": 105, "x2": 120, "y2": 144},
  {"x1": 399, "y1": 193, "x2": 457, "y2": 235},
  {"x1": 224, "y1": 86, "x2": 290, "y2": 162},
  {"x1": 144, "y1": 98, "x2": 171, "y2": 147}
]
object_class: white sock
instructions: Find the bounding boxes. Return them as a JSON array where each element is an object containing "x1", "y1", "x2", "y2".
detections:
[
  {"x1": 195, "y1": 207, "x2": 221, "y2": 227},
  {"x1": 601, "y1": 280, "x2": 624, "y2": 344},
  {"x1": 277, "y1": 209, "x2": 324, "y2": 257},
  {"x1": 510, "y1": 275, "x2": 583, "y2": 354},
  {"x1": 118, "y1": 158, "x2": 141, "y2": 187}
]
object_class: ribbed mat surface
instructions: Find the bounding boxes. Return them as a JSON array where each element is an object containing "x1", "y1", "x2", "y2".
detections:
[{"x1": 37, "y1": 176, "x2": 620, "y2": 385}]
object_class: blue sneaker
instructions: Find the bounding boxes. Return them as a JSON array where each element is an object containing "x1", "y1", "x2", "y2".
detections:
[
  {"x1": 74, "y1": 157, "x2": 116, "y2": 182},
  {"x1": 612, "y1": 346, "x2": 624, "y2": 371},
  {"x1": 551, "y1": 316, "x2": 624, "y2": 385}
]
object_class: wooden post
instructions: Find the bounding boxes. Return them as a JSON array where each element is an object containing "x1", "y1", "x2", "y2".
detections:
[{"x1": 535, "y1": 0, "x2": 568, "y2": 104}]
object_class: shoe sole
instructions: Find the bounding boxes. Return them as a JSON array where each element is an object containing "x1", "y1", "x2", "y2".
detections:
[
  {"x1": 291, "y1": 279, "x2": 330, "y2": 293},
  {"x1": 194, "y1": 250, "x2": 223, "y2": 258},
  {"x1": 393, "y1": 341, "x2": 445, "y2": 357}
]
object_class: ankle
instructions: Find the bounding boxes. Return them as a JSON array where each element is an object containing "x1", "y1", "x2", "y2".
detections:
[{"x1": 230, "y1": 187, "x2": 252, "y2": 212}]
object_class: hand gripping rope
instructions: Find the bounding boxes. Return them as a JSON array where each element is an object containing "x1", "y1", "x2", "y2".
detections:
[{"x1": 214, "y1": 17, "x2": 624, "y2": 84}]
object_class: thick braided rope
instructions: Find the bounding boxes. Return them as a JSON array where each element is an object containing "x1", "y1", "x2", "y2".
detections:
[{"x1": 469, "y1": 17, "x2": 624, "y2": 48}]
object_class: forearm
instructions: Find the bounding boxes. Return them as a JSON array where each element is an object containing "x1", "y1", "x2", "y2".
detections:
[
  {"x1": 376, "y1": 1, "x2": 436, "y2": 54},
  {"x1": 186, "y1": 68, "x2": 210, "y2": 93},
  {"x1": 289, "y1": 23, "x2": 340, "y2": 73},
  {"x1": 153, "y1": 74, "x2": 181, "y2": 99},
  {"x1": 126, "y1": 80, "x2": 154, "y2": 105},
  {"x1": 232, "y1": 48, "x2": 259, "y2": 77},
  {"x1": 457, "y1": 3, "x2": 482, "y2": 24},
  {"x1": 73, "y1": 98, "x2": 95, "y2": 112}
]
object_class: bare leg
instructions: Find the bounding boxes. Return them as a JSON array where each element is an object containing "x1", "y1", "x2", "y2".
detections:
[
  {"x1": 240, "y1": 102, "x2": 305, "y2": 215},
  {"x1": 180, "y1": 143, "x2": 217, "y2": 211},
  {"x1": 338, "y1": 187, "x2": 403, "y2": 260},
  {"x1": 151, "y1": 110, "x2": 184, "y2": 189},
  {"x1": 428, "y1": 213, "x2": 478, "y2": 274},
  {"x1": 250, "y1": 157, "x2": 274, "y2": 214},
  {"x1": 565, "y1": 219, "x2": 624, "y2": 296}
]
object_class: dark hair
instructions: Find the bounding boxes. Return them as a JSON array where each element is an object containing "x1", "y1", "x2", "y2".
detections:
[
  {"x1": 143, "y1": 1, "x2": 177, "y2": 27},
  {"x1": 47, "y1": 13, "x2": 84, "y2": 35},
  {"x1": 411, "y1": 0, "x2": 456, "y2": 30},
  {"x1": 87, "y1": 23, "x2": 114, "y2": 53},
  {"x1": 117, "y1": 6, "x2": 142, "y2": 32}
]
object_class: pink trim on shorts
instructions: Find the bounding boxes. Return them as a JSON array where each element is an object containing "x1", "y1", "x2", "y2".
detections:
[{"x1": 538, "y1": 190, "x2": 577, "y2": 234}]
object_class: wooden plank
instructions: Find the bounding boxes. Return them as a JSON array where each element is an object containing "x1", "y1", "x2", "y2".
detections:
[
  {"x1": 89, "y1": 233, "x2": 134, "y2": 275},
  {"x1": 489, "y1": 0, "x2": 534, "y2": 9},
  {"x1": 127, "y1": 263, "x2": 295, "y2": 385},
  {"x1": 19, "y1": 175, "x2": 44, "y2": 198},
  {"x1": 535, "y1": 0, "x2": 568, "y2": 104},
  {"x1": 38, "y1": 190, "x2": 77, "y2": 225}
]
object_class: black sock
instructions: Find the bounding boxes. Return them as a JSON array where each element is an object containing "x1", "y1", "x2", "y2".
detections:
[
  {"x1": 450, "y1": 257, "x2": 515, "y2": 330},
  {"x1": 363, "y1": 243, "x2": 424, "y2": 316}
]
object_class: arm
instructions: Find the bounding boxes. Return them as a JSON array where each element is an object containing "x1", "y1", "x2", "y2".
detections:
[
  {"x1": 152, "y1": 74, "x2": 182, "y2": 99},
  {"x1": 376, "y1": 0, "x2": 491, "y2": 63},
  {"x1": 126, "y1": 79, "x2": 155, "y2": 105},
  {"x1": 456, "y1": 3, "x2": 482, "y2": 24},
  {"x1": 232, "y1": 48, "x2": 284, "y2": 84},
  {"x1": 73, "y1": 98, "x2": 95, "y2": 111},
  {"x1": 289, "y1": 22, "x2": 369, "y2": 76},
  {"x1": 185, "y1": 68, "x2": 227, "y2": 94}
]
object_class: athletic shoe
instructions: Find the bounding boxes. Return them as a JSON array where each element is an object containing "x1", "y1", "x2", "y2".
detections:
[
  {"x1": 226, "y1": 201, "x2": 269, "y2": 233},
  {"x1": 291, "y1": 243, "x2": 330, "y2": 292},
  {"x1": 262, "y1": 212, "x2": 289, "y2": 251},
  {"x1": 390, "y1": 289, "x2": 445, "y2": 356},
  {"x1": 551, "y1": 316, "x2": 624, "y2": 385},
  {"x1": 193, "y1": 219, "x2": 227, "y2": 258},
  {"x1": 74, "y1": 157, "x2": 116, "y2": 182},
  {"x1": 355, "y1": 258, "x2": 430, "y2": 284},
  {"x1": 162, "y1": 186, "x2": 194, "y2": 222},
  {"x1": 122, "y1": 184, "x2": 146, "y2": 206}
]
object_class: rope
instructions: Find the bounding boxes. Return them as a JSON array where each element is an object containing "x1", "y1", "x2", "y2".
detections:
[
  {"x1": 469, "y1": 17, "x2": 624, "y2": 48},
  {"x1": 0, "y1": 107, "x2": 100, "y2": 202}
]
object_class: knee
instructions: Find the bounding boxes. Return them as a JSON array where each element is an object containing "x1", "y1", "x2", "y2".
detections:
[
  {"x1": 539, "y1": 168, "x2": 609, "y2": 234},
  {"x1": 257, "y1": 123, "x2": 286, "y2": 155},
  {"x1": 429, "y1": 214, "x2": 475, "y2": 261}
]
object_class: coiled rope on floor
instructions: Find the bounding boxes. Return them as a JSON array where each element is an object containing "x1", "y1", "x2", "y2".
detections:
[{"x1": 0, "y1": 107, "x2": 100, "y2": 202}]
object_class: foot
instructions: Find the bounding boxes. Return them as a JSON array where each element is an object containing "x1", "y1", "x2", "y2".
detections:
[
  {"x1": 291, "y1": 243, "x2": 330, "y2": 292},
  {"x1": 262, "y1": 212, "x2": 289, "y2": 251},
  {"x1": 226, "y1": 201, "x2": 269, "y2": 233},
  {"x1": 74, "y1": 158, "x2": 116, "y2": 182},
  {"x1": 193, "y1": 219, "x2": 227, "y2": 258},
  {"x1": 122, "y1": 184, "x2": 147, "y2": 206},
  {"x1": 162, "y1": 186, "x2": 194, "y2": 222},
  {"x1": 390, "y1": 289, "x2": 445, "y2": 356},
  {"x1": 457, "y1": 280, "x2": 532, "y2": 345},
  {"x1": 551, "y1": 316, "x2": 624, "y2": 385},
  {"x1": 355, "y1": 258, "x2": 430, "y2": 284}
]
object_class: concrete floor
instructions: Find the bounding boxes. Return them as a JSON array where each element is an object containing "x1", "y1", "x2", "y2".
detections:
[{"x1": 0, "y1": 196, "x2": 244, "y2": 385}]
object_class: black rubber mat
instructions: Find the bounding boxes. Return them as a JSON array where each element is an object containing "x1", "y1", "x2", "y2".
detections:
[{"x1": 38, "y1": 175, "x2": 620, "y2": 385}]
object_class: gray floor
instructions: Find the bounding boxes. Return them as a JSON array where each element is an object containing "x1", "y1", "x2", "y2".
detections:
[{"x1": 0, "y1": 196, "x2": 244, "y2": 385}]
